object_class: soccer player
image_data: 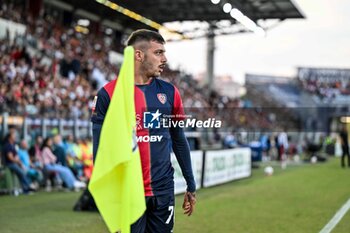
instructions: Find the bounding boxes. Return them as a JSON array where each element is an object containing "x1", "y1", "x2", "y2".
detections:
[{"x1": 91, "y1": 29, "x2": 196, "y2": 233}]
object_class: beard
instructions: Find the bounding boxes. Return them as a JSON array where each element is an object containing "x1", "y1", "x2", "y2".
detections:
[{"x1": 143, "y1": 61, "x2": 161, "y2": 77}]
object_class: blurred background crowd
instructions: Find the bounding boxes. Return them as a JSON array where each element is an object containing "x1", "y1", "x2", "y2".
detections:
[{"x1": 0, "y1": 0, "x2": 348, "y2": 195}]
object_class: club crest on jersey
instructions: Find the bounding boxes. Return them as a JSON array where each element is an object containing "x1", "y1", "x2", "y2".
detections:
[{"x1": 157, "y1": 93, "x2": 167, "y2": 104}]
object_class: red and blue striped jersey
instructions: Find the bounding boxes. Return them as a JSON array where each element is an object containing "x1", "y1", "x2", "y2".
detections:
[{"x1": 91, "y1": 78, "x2": 196, "y2": 196}]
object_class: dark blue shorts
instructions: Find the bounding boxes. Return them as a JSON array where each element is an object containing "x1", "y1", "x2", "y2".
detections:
[{"x1": 131, "y1": 193, "x2": 175, "y2": 233}]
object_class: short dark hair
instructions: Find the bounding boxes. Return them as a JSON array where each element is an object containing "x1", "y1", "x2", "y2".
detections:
[{"x1": 126, "y1": 29, "x2": 165, "y2": 46}]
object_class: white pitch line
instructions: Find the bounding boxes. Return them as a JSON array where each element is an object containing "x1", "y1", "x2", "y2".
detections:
[{"x1": 319, "y1": 198, "x2": 350, "y2": 233}]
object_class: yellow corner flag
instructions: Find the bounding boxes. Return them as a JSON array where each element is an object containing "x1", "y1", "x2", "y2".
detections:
[{"x1": 89, "y1": 46, "x2": 145, "y2": 233}]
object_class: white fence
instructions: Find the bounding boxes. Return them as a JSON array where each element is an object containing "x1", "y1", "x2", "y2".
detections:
[{"x1": 172, "y1": 148, "x2": 251, "y2": 194}]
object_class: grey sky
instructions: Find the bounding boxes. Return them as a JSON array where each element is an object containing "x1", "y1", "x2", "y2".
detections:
[{"x1": 165, "y1": 0, "x2": 350, "y2": 84}]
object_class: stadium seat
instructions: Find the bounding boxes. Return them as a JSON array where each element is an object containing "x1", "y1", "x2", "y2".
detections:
[{"x1": 0, "y1": 167, "x2": 21, "y2": 195}]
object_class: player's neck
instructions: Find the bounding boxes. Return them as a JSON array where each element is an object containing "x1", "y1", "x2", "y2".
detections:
[
  {"x1": 135, "y1": 70, "x2": 152, "y2": 85},
  {"x1": 135, "y1": 75, "x2": 148, "y2": 85},
  {"x1": 135, "y1": 61, "x2": 154, "y2": 85}
]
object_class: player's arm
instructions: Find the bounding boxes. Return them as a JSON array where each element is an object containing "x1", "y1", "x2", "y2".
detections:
[
  {"x1": 170, "y1": 126, "x2": 197, "y2": 216},
  {"x1": 91, "y1": 88, "x2": 110, "y2": 161},
  {"x1": 170, "y1": 86, "x2": 196, "y2": 216},
  {"x1": 170, "y1": 126, "x2": 196, "y2": 192}
]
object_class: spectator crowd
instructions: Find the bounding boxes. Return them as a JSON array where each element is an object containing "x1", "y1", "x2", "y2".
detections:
[
  {"x1": 1, "y1": 128, "x2": 93, "y2": 195},
  {"x1": 298, "y1": 68, "x2": 350, "y2": 101},
  {"x1": 1, "y1": 0, "x2": 344, "y2": 197},
  {"x1": 0, "y1": 1, "x2": 118, "y2": 119},
  {"x1": 0, "y1": 1, "x2": 277, "y2": 133}
]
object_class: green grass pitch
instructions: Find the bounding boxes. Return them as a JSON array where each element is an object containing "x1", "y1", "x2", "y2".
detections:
[{"x1": 0, "y1": 158, "x2": 349, "y2": 233}]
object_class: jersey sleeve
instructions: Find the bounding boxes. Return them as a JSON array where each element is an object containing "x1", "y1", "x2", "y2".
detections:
[
  {"x1": 170, "y1": 127, "x2": 196, "y2": 192},
  {"x1": 170, "y1": 85, "x2": 196, "y2": 192},
  {"x1": 91, "y1": 88, "x2": 110, "y2": 160},
  {"x1": 172, "y1": 86, "x2": 186, "y2": 121}
]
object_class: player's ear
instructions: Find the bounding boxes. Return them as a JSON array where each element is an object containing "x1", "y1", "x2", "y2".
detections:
[{"x1": 135, "y1": 50, "x2": 144, "y2": 63}]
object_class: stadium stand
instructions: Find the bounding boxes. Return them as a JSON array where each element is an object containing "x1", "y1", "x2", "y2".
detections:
[
  {"x1": 0, "y1": 0, "x2": 310, "y2": 196},
  {"x1": 0, "y1": 1, "x2": 123, "y2": 120},
  {"x1": 298, "y1": 67, "x2": 350, "y2": 104},
  {"x1": 245, "y1": 74, "x2": 301, "y2": 131}
]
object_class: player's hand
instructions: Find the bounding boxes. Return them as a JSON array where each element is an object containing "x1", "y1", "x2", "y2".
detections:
[{"x1": 182, "y1": 191, "x2": 196, "y2": 216}]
